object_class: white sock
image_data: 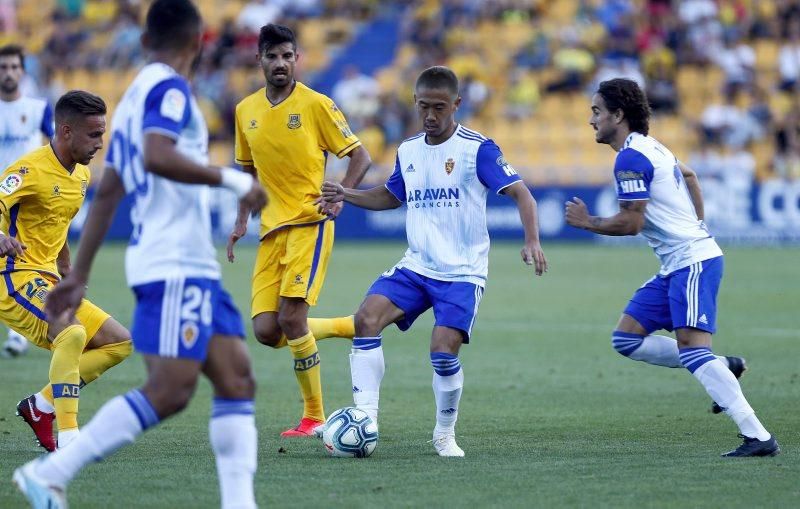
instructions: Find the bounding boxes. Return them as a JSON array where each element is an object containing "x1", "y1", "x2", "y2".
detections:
[
  {"x1": 57, "y1": 428, "x2": 80, "y2": 449},
  {"x1": 691, "y1": 359, "x2": 771, "y2": 441},
  {"x1": 350, "y1": 338, "x2": 384, "y2": 424},
  {"x1": 210, "y1": 411, "x2": 257, "y2": 509},
  {"x1": 34, "y1": 390, "x2": 159, "y2": 487},
  {"x1": 432, "y1": 369, "x2": 463, "y2": 433},
  {"x1": 35, "y1": 392, "x2": 55, "y2": 414}
]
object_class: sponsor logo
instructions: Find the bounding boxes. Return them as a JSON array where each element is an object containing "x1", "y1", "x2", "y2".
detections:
[
  {"x1": 698, "y1": 314, "x2": 708, "y2": 325},
  {"x1": 619, "y1": 180, "x2": 646, "y2": 194},
  {"x1": 406, "y1": 187, "x2": 460, "y2": 208},
  {"x1": 249, "y1": 119, "x2": 258, "y2": 129},
  {"x1": 20, "y1": 115, "x2": 26, "y2": 124},
  {"x1": 294, "y1": 352, "x2": 320, "y2": 371},
  {"x1": 53, "y1": 383, "x2": 80, "y2": 398},
  {"x1": 330, "y1": 102, "x2": 340, "y2": 113},
  {"x1": 353, "y1": 385, "x2": 361, "y2": 393},
  {"x1": 18, "y1": 166, "x2": 28, "y2": 175},
  {"x1": 35, "y1": 288, "x2": 48, "y2": 302},
  {"x1": 440, "y1": 407, "x2": 457, "y2": 415},
  {"x1": 287, "y1": 114, "x2": 302, "y2": 129},
  {"x1": 405, "y1": 164, "x2": 415, "y2": 173},
  {"x1": 80, "y1": 180, "x2": 87, "y2": 197},
  {"x1": 27, "y1": 399, "x2": 41, "y2": 421},
  {"x1": 445, "y1": 158, "x2": 455, "y2": 175},
  {"x1": 294, "y1": 274, "x2": 304, "y2": 285},
  {"x1": 616, "y1": 170, "x2": 644, "y2": 180},
  {"x1": 0, "y1": 173, "x2": 22, "y2": 194},
  {"x1": 160, "y1": 88, "x2": 187, "y2": 122},
  {"x1": 335, "y1": 119, "x2": 353, "y2": 138},
  {"x1": 497, "y1": 155, "x2": 517, "y2": 176},
  {"x1": 52, "y1": 184, "x2": 60, "y2": 196}
]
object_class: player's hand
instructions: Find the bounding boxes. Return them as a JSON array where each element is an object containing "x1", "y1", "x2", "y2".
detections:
[
  {"x1": 0, "y1": 234, "x2": 26, "y2": 258},
  {"x1": 318, "y1": 181, "x2": 345, "y2": 204},
  {"x1": 227, "y1": 219, "x2": 248, "y2": 263},
  {"x1": 318, "y1": 200, "x2": 344, "y2": 218},
  {"x1": 521, "y1": 241, "x2": 548, "y2": 276},
  {"x1": 45, "y1": 273, "x2": 86, "y2": 322},
  {"x1": 565, "y1": 196, "x2": 590, "y2": 229},
  {"x1": 240, "y1": 181, "x2": 268, "y2": 215}
]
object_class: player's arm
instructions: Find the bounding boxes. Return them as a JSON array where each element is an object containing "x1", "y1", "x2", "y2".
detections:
[
  {"x1": 678, "y1": 161, "x2": 704, "y2": 220},
  {"x1": 44, "y1": 167, "x2": 127, "y2": 319},
  {"x1": 339, "y1": 145, "x2": 372, "y2": 189},
  {"x1": 319, "y1": 181, "x2": 402, "y2": 210},
  {"x1": 565, "y1": 197, "x2": 647, "y2": 236},
  {"x1": 56, "y1": 241, "x2": 70, "y2": 277},
  {"x1": 503, "y1": 181, "x2": 547, "y2": 275},
  {"x1": 227, "y1": 163, "x2": 259, "y2": 263}
]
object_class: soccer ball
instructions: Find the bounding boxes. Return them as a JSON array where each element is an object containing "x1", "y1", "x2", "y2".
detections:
[{"x1": 321, "y1": 407, "x2": 378, "y2": 458}]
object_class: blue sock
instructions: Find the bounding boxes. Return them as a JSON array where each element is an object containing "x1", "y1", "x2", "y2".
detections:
[
  {"x1": 678, "y1": 347, "x2": 716, "y2": 373},
  {"x1": 430, "y1": 352, "x2": 461, "y2": 376},
  {"x1": 353, "y1": 336, "x2": 382, "y2": 350}
]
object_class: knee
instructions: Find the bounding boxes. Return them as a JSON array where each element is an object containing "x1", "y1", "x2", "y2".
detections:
[
  {"x1": 253, "y1": 322, "x2": 282, "y2": 348},
  {"x1": 216, "y1": 371, "x2": 257, "y2": 400},
  {"x1": 277, "y1": 311, "x2": 306, "y2": 339},
  {"x1": 354, "y1": 311, "x2": 382, "y2": 337},
  {"x1": 143, "y1": 380, "x2": 196, "y2": 418},
  {"x1": 110, "y1": 340, "x2": 133, "y2": 362},
  {"x1": 611, "y1": 330, "x2": 644, "y2": 358}
]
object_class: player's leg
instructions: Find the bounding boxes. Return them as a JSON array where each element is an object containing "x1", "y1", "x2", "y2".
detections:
[
  {"x1": 20, "y1": 355, "x2": 201, "y2": 494},
  {"x1": 351, "y1": 267, "x2": 430, "y2": 429},
  {"x1": 428, "y1": 279, "x2": 483, "y2": 458},
  {"x1": 671, "y1": 257, "x2": 778, "y2": 457},
  {"x1": 277, "y1": 221, "x2": 337, "y2": 436},
  {"x1": 202, "y1": 282, "x2": 257, "y2": 509},
  {"x1": 203, "y1": 335, "x2": 257, "y2": 509}
]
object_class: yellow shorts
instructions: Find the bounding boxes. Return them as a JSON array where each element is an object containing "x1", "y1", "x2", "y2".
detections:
[
  {"x1": 252, "y1": 220, "x2": 335, "y2": 316},
  {"x1": 0, "y1": 271, "x2": 110, "y2": 350}
]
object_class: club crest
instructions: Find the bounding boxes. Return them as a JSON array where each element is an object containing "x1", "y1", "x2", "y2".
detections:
[
  {"x1": 445, "y1": 158, "x2": 455, "y2": 175},
  {"x1": 287, "y1": 114, "x2": 302, "y2": 129}
]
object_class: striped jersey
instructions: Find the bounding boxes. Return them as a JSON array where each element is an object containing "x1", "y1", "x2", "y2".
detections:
[
  {"x1": 384, "y1": 125, "x2": 521, "y2": 286},
  {"x1": 614, "y1": 132, "x2": 722, "y2": 275},
  {"x1": 106, "y1": 63, "x2": 219, "y2": 286},
  {"x1": 0, "y1": 96, "x2": 54, "y2": 170}
]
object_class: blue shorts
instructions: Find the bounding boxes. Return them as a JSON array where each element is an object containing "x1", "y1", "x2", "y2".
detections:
[
  {"x1": 367, "y1": 267, "x2": 484, "y2": 342},
  {"x1": 624, "y1": 256, "x2": 723, "y2": 334},
  {"x1": 131, "y1": 278, "x2": 245, "y2": 361}
]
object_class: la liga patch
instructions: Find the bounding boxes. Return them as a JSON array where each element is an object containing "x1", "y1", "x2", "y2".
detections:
[{"x1": 0, "y1": 173, "x2": 23, "y2": 195}]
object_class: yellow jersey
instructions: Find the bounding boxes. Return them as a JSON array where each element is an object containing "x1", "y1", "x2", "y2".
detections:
[
  {"x1": 234, "y1": 82, "x2": 361, "y2": 237},
  {"x1": 0, "y1": 144, "x2": 90, "y2": 276}
]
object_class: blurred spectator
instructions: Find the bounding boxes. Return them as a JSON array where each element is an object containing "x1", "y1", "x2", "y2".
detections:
[
  {"x1": 0, "y1": 0, "x2": 16, "y2": 33},
  {"x1": 515, "y1": 26, "x2": 550, "y2": 70},
  {"x1": 774, "y1": 92, "x2": 800, "y2": 179},
  {"x1": 680, "y1": 0, "x2": 723, "y2": 63},
  {"x1": 778, "y1": 18, "x2": 800, "y2": 91},
  {"x1": 102, "y1": 9, "x2": 142, "y2": 68},
  {"x1": 589, "y1": 57, "x2": 645, "y2": 93},
  {"x1": 545, "y1": 33, "x2": 595, "y2": 93},
  {"x1": 458, "y1": 73, "x2": 489, "y2": 120},
  {"x1": 505, "y1": 70, "x2": 540, "y2": 121},
  {"x1": 699, "y1": 92, "x2": 761, "y2": 148},
  {"x1": 331, "y1": 65, "x2": 380, "y2": 131},
  {"x1": 236, "y1": 1, "x2": 283, "y2": 34},
  {"x1": 377, "y1": 94, "x2": 411, "y2": 144},
  {"x1": 711, "y1": 32, "x2": 755, "y2": 96}
]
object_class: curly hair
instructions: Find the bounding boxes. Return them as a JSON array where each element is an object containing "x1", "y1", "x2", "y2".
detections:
[{"x1": 597, "y1": 78, "x2": 651, "y2": 136}]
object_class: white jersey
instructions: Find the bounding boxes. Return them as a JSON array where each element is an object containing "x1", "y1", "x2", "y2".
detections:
[
  {"x1": 385, "y1": 125, "x2": 521, "y2": 286},
  {"x1": 614, "y1": 132, "x2": 723, "y2": 275},
  {"x1": 0, "y1": 96, "x2": 53, "y2": 170},
  {"x1": 106, "y1": 63, "x2": 219, "y2": 286}
]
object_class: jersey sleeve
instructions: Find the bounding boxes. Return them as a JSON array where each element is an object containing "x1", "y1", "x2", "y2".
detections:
[
  {"x1": 0, "y1": 163, "x2": 36, "y2": 215},
  {"x1": 384, "y1": 155, "x2": 406, "y2": 202},
  {"x1": 40, "y1": 102, "x2": 54, "y2": 138},
  {"x1": 234, "y1": 103, "x2": 253, "y2": 166},
  {"x1": 314, "y1": 97, "x2": 361, "y2": 158},
  {"x1": 475, "y1": 140, "x2": 521, "y2": 194},
  {"x1": 614, "y1": 148, "x2": 655, "y2": 200},
  {"x1": 142, "y1": 77, "x2": 192, "y2": 140}
]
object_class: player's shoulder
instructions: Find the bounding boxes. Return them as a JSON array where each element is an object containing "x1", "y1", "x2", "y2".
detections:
[
  {"x1": 236, "y1": 87, "x2": 266, "y2": 112},
  {"x1": 398, "y1": 132, "x2": 425, "y2": 148},
  {"x1": 17, "y1": 95, "x2": 49, "y2": 112},
  {"x1": 455, "y1": 125, "x2": 489, "y2": 145},
  {"x1": 295, "y1": 81, "x2": 330, "y2": 104}
]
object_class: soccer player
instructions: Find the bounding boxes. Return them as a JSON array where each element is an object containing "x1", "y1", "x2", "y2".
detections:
[
  {"x1": 227, "y1": 23, "x2": 372, "y2": 437},
  {"x1": 0, "y1": 44, "x2": 55, "y2": 358},
  {"x1": 318, "y1": 66, "x2": 548, "y2": 457},
  {"x1": 0, "y1": 90, "x2": 132, "y2": 452},
  {"x1": 564, "y1": 78, "x2": 779, "y2": 457},
  {"x1": 13, "y1": 1, "x2": 267, "y2": 508}
]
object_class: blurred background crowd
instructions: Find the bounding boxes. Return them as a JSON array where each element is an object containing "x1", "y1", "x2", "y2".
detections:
[{"x1": 2, "y1": 0, "x2": 800, "y2": 185}]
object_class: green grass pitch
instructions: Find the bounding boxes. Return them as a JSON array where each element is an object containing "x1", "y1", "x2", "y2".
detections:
[{"x1": 1, "y1": 242, "x2": 798, "y2": 508}]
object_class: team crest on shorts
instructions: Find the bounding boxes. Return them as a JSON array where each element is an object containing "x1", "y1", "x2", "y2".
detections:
[
  {"x1": 181, "y1": 321, "x2": 199, "y2": 349},
  {"x1": 445, "y1": 158, "x2": 455, "y2": 175},
  {"x1": 287, "y1": 114, "x2": 302, "y2": 129}
]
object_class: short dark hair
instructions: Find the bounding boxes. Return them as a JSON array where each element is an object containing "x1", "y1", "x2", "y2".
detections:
[
  {"x1": 415, "y1": 66, "x2": 459, "y2": 97},
  {"x1": 258, "y1": 24, "x2": 297, "y2": 54},
  {"x1": 0, "y1": 44, "x2": 25, "y2": 69},
  {"x1": 55, "y1": 90, "x2": 106, "y2": 125},
  {"x1": 597, "y1": 78, "x2": 651, "y2": 135},
  {"x1": 145, "y1": 0, "x2": 202, "y2": 51}
]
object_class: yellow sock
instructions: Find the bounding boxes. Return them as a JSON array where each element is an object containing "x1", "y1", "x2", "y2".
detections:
[
  {"x1": 308, "y1": 315, "x2": 355, "y2": 341},
  {"x1": 287, "y1": 332, "x2": 324, "y2": 422},
  {"x1": 50, "y1": 324, "x2": 86, "y2": 431},
  {"x1": 39, "y1": 339, "x2": 132, "y2": 403}
]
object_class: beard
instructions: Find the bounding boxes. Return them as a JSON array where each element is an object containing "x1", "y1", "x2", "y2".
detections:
[{"x1": 0, "y1": 80, "x2": 18, "y2": 94}]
